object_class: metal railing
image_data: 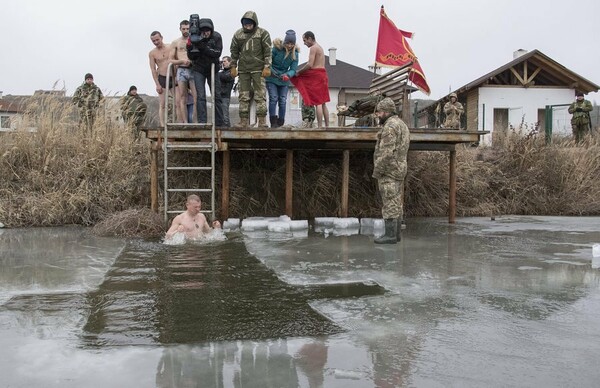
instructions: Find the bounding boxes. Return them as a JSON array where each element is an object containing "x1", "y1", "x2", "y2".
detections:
[{"x1": 163, "y1": 62, "x2": 216, "y2": 224}]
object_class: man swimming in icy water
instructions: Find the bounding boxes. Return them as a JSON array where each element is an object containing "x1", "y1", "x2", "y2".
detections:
[{"x1": 165, "y1": 194, "x2": 221, "y2": 240}]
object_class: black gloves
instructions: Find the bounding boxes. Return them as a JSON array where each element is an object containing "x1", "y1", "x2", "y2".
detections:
[{"x1": 576, "y1": 107, "x2": 583, "y2": 112}]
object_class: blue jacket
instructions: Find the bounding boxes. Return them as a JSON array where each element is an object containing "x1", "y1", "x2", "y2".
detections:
[{"x1": 266, "y1": 40, "x2": 298, "y2": 86}]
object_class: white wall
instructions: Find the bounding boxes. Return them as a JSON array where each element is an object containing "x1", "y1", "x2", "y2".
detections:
[
  {"x1": 0, "y1": 112, "x2": 19, "y2": 131},
  {"x1": 286, "y1": 87, "x2": 340, "y2": 126},
  {"x1": 478, "y1": 87, "x2": 574, "y2": 142}
]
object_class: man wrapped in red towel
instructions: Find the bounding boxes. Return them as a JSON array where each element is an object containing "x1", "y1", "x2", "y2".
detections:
[{"x1": 291, "y1": 31, "x2": 330, "y2": 128}]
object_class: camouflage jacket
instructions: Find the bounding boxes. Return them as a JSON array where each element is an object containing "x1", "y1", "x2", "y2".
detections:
[
  {"x1": 72, "y1": 82, "x2": 103, "y2": 110},
  {"x1": 373, "y1": 115, "x2": 410, "y2": 181},
  {"x1": 120, "y1": 94, "x2": 147, "y2": 121},
  {"x1": 443, "y1": 101, "x2": 464, "y2": 120},
  {"x1": 230, "y1": 11, "x2": 272, "y2": 73},
  {"x1": 568, "y1": 99, "x2": 593, "y2": 123}
]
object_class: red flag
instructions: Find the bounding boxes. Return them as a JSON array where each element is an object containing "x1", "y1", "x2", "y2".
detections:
[
  {"x1": 375, "y1": 6, "x2": 430, "y2": 95},
  {"x1": 399, "y1": 29, "x2": 413, "y2": 39}
]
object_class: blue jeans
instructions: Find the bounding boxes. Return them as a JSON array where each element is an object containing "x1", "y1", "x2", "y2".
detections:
[
  {"x1": 192, "y1": 70, "x2": 224, "y2": 126},
  {"x1": 187, "y1": 104, "x2": 194, "y2": 123},
  {"x1": 266, "y1": 82, "x2": 288, "y2": 120},
  {"x1": 221, "y1": 97, "x2": 231, "y2": 127}
]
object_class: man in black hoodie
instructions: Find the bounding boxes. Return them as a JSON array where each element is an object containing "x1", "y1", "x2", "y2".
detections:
[{"x1": 187, "y1": 18, "x2": 225, "y2": 126}]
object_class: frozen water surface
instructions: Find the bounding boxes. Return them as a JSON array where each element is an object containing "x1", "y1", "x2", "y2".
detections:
[{"x1": 1, "y1": 217, "x2": 600, "y2": 387}]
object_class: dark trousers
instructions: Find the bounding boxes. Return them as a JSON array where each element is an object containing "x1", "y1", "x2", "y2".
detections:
[{"x1": 192, "y1": 70, "x2": 224, "y2": 126}]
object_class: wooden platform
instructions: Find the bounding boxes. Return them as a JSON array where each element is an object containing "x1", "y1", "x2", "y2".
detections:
[{"x1": 143, "y1": 125, "x2": 488, "y2": 223}]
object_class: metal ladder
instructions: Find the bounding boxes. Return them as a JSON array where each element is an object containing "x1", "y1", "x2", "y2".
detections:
[{"x1": 163, "y1": 63, "x2": 217, "y2": 224}]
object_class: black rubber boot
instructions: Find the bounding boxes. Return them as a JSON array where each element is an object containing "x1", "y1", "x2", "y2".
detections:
[
  {"x1": 397, "y1": 218, "x2": 404, "y2": 241},
  {"x1": 277, "y1": 117, "x2": 285, "y2": 127},
  {"x1": 374, "y1": 219, "x2": 397, "y2": 244},
  {"x1": 270, "y1": 115, "x2": 279, "y2": 128}
]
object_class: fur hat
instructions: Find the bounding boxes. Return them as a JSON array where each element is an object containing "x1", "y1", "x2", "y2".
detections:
[
  {"x1": 376, "y1": 97, "x2": 397, "y2": 113},
  {"x1": 84, "y1": 73, "x2": 94, "y2": 81},
  {"x1": 284, "y1": 30, "x2": 296, "y2": 45}
]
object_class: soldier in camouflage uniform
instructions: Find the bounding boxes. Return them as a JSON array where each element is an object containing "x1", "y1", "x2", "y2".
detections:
[
  {"x1": 443, "y1": 92, "x2": 464, "y2": 129},
  {"x1": 568, "y1": 91, "x2": 593, "y2": 143},
  {"x1": 120, "y1": 86, "x2": 147, "y2": 140},
  {"x1": 301, "y1": 102, "x2": 315, "y2": 128},
  {"x1": 72, "y1": 73, "x2": 103, "y2": 133},
  {"x1": 229, "y1": 11, "x2": 272, "y2": 128},
  {"x1": 372, "y1": 97, "x2": 410, "y2": 244}
]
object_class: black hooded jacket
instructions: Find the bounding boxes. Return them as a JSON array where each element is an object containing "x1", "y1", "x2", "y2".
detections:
[{"x1": 187, "y1": 18, "x2": 223, "y2": 76}]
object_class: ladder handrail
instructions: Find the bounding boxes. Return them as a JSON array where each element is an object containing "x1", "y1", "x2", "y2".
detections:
[
  {"x1": 163, "y1": 62, "x2": 216, "y2": 224},
  {"x1": 210, "y1": 63, "x2": 216, "y2": 222},
  {"x1": 163, "y1": 63, "x2": 173, "y2": 224}
]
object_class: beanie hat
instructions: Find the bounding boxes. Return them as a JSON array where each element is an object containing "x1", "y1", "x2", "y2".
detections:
[
  {"x1": 128, "y1": 85, "x2": 137, "y2": 93},
  {"x1": 84, "y1": 73, "x2": 94, "y2": 80},
  {"x1": 241, "y1": 18, "x2": 254, "y2": 26},
  {"x1": 284, "y1": 30, "x2": 296, "y2": 45},
  {"x1": 575, "y1": 91, "x2": 584, "y2": 97},
  {"x1": 376, "y1": 97, "x2": 397, "y2": 113}
]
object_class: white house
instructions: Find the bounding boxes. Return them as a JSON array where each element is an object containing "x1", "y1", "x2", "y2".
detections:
[
  {"x1": 417, "y1": 49, "x2": 599, "y2": 144},
  {"x1": 0, "y1": 92, "x2": 25, "y2": 131}
]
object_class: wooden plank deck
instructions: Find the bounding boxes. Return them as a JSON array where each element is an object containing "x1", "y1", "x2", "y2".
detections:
[{"x1": 143, "y1": 126, "x2": 488, "y2": 223}]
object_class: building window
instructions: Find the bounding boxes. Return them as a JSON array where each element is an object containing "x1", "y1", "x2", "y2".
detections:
[{"x1": 1, "y1": 115, "x2": 11, "y2": 129}]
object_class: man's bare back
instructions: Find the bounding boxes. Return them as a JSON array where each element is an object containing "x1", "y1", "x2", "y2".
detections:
[{"x1": 308, "y1": 42, "x2": 325, "y2": 69}]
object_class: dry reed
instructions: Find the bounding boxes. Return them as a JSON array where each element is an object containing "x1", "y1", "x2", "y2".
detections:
[
  {"x1": 1, "y1": 96, "x2": 599, "y2": 234},
  {"x1": 91, "y1": 208, "x2": 164, "y2": 238}
]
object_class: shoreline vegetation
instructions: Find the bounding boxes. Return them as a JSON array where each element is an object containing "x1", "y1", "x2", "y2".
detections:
[{"x1": 1, "y1": 95, "x2": 599, "y2": 237}]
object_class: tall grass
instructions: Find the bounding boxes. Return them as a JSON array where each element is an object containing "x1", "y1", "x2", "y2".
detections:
[
  {"x1": 0, "y1": 95, "x2": 150, "y2": 226},
  {"x1": 1, "y1": 96, "x2": 599, "y2": 230}
]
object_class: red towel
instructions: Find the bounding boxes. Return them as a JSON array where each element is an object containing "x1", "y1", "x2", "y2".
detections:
[{"x1": 291, "y1": 68, "x2": 330, "y2": 105}]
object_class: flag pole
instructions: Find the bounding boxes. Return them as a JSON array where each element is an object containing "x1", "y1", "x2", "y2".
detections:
[{"x1": 372, "y1": 5, "x2": 385, "y2": 77}]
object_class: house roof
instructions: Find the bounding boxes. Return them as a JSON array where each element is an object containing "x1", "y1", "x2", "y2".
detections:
[
  {"x1": 418, "y1": 49, "x2": 599, "y2": 114},
  {"x1": 298, "y1": 55, "x2": 376, "y2": 89},
  {"x1": 0, "y1": 96, "x2": 29, "y2": 113},
  {"x1": 456, "y1": 49, "x2": 599, "y2": 95}
]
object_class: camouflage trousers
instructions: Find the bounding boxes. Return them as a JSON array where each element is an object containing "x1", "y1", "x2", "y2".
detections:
[
  {"x1": 444, "y1": 118, "x2": 460, "y2": 129},
  {"x1": 301, "y1": 103, "x2": 315, "y2": 121},
  {"x1": 378, "y1": 177, "x2": 404, "y2": 219},
  {"x1": 125, "y1": 114, "x2": 145, "y2": 140},
  {"x1": 572, "y1": 121, "x2": 591, "y2": 143},
  {"x1": 238, "y1": 71, "x2": 267, "y2": 118},
  {"x1": 78, "y1": 108, "x2": 97, "y2": 133}
]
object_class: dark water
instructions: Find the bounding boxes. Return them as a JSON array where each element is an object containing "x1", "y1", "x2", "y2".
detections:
[
  {"x1": 82, "y1": 236, "x2": 384, "y2": 345},
  {"x1": 1, "y1": 217, "x2": 600, "y2": 387}
]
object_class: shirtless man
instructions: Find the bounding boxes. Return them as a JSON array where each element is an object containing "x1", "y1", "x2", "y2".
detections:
[
  {"x1": 170, "y1": 20, "x2": 196, "y2": 123},
  {"x1": 165, "y1": 194, "x2": 221, "y2": 239},
  {"x1": 149, "y1": 31, "x2": 173, "y2": 126},
  {"x1": 295, "y1": 31, "x2": 330, "y2": 128}
]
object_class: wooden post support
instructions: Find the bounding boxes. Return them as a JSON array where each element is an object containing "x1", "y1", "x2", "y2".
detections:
[
  {"x1": 449, "y1": 149, "x2": 457, "y2": 223},
  {"x1": 221, "y1": 150, "x2": 230, "y2": 220},
  {"x1": 341, "y1": 150, "x2": 350, "y2": 217},
  {"x1": 150, "y1": 143, "x2": 159, "y2": 213},
  {"x1": 285, "y1": 150, "x2": 294, "y2": 217},
  {"x1": 402, "y1": 88, "x2": 410, "y2": 123}
]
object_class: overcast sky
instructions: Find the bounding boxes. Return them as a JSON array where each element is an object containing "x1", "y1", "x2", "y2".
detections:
[{"x1": 2, "y1": 0, "x2": 599, "y2": 101}]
